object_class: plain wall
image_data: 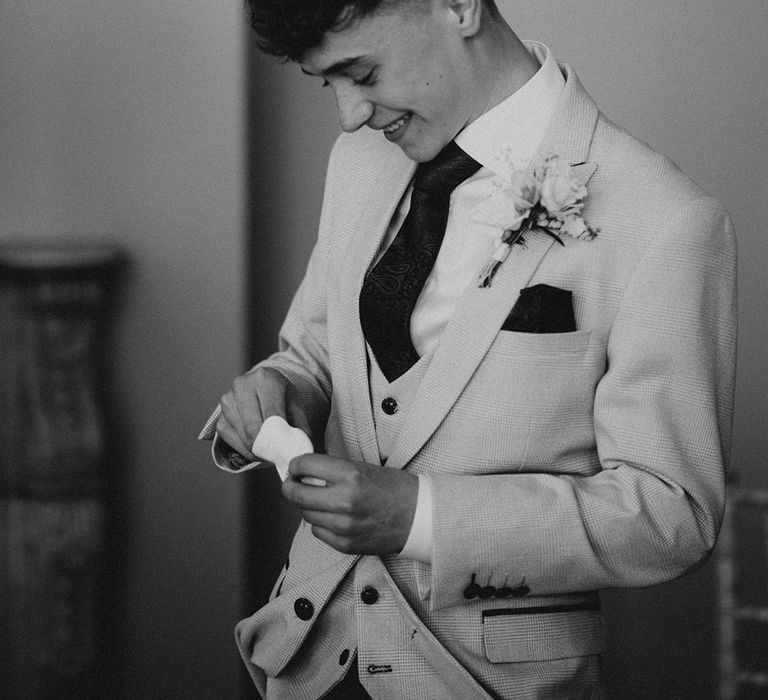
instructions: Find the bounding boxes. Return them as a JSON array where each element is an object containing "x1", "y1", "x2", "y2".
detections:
[
  {"x1": 244, "y1": 1, "x2": 768, "y2": 698},
  {"x1": 1, "y1": 1, "x2": 246, "y2": 697}
]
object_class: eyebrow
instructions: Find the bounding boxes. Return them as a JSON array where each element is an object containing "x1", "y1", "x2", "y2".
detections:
[{"x1": 301, "y1": 56, "x2": 365, "y2": 78}]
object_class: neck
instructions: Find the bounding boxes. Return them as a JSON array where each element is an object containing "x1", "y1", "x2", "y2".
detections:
[{"x1": 468, "y1": 18, "x2": 539, "y2": 121}]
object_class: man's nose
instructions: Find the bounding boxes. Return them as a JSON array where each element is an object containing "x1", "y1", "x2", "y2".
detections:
[{"x1": 334, "y1": 85, "x2": 373, "y2": 133}]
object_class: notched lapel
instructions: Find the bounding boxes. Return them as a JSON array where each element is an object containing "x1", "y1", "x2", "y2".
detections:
[{"x1": 571, "y1": 161, "x2": 597, "y2": 188}]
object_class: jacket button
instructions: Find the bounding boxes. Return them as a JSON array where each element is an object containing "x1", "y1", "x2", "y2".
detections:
[
  {"x1": 381, "y1": 397, "x2": 398, "y2": 415},
  {"x1": 339, "y1": 648, "x2": 350, "y2": 666},
  {"x1": 360, "y1": 586, "x2": 380, "y2": 605},
  {"x1": 293, "y1": 597, "x2": 314, "y2": 620}
]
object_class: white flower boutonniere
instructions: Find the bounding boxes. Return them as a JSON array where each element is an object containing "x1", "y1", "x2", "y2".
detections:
[{"x1": 477, "y1": 155, "x2": 598, "y2": 287}]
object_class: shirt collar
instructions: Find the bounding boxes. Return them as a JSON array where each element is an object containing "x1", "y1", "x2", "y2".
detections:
[{"x1": 455, "y1": 42, "x2": 565, "y2": 181}]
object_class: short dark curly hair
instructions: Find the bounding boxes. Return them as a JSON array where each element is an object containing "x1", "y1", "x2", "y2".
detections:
[{"x1": 245, "y1": 0, "x2": 499, "y2": 63}]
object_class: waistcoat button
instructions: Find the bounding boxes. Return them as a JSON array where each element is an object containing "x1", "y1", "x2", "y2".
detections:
[
  {"x1": 381, "y1": 397, "x2": 398, "y2": 415},
  {"x1": 360, "y1": 586, "x2": 380, "y2": 605},
  {"x1": 293, "y1": 597, "x2": 314, "y2": 620}
]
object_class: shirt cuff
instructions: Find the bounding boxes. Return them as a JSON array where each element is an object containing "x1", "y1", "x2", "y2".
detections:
[
  {"x1": 211, "y1": 433, "x2": 265, "y2": 473},
  {"x1": 399, "y1": 474, "x2": 434, "y2": 563}
]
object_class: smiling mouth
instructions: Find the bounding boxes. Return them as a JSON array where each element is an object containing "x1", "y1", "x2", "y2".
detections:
[{"x1": 382, "y1": 113, "x2": 411, "y2": 138}]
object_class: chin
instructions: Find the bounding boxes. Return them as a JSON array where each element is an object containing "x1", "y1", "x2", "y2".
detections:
[{"x1": 399, "y1": 138, "x2": 447, "y2": 163}]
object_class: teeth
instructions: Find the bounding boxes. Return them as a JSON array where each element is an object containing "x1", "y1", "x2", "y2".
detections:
[{"x1": 384, "y1": 115, "x2": 409, "y2": 134}]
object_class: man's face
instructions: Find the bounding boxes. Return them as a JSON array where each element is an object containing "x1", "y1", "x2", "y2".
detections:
[{"x1": 300, "y1": 1, "x2": 484, "y2": 162}]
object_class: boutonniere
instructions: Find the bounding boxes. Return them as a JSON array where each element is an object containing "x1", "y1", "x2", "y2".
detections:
[{"x1": 477, "y1": 155, "x2": 598, "y2": 287}]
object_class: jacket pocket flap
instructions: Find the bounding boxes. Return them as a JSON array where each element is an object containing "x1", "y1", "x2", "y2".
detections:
[{"x1": 482, "y1": 605, "x2": 604, "y2": 663}]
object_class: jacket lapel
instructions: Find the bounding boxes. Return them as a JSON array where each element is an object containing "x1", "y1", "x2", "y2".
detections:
[
  {"x1": 336, "y1": 146, "x2": 416, "y2": 464},
  {"x1": 386, "y1": 62, "x2": 600, "y2": 470},
  {"x1": 536, "y1": 62, "x2": 599, "y2": 166}
]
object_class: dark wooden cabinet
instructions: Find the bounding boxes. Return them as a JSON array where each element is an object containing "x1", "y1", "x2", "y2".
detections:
[{"x1": 0, "y1": 244, "x2": 122, "y2": 698}]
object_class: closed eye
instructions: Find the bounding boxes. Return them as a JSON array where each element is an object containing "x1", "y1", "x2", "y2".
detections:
[
  {"x1": 354, "y1": 70, "x2": 377, "y2": 87},
  {"x1": 300, "y1": 60, "x2": 374, "y2": 89}
]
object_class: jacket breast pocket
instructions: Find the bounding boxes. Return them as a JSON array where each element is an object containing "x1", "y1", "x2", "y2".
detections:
[
  {"x1": 482, "y1": 605, "x2": 604, "y2": 663},
  {"x1": 471, "y1": 328, "x2": 595, "y2": 406},
  {"x1": 428, "y1": 328, "x2": 601, "y2": 474},
  {"x1": 492, "y1": 328, "x2": 592, "y2": 356}
]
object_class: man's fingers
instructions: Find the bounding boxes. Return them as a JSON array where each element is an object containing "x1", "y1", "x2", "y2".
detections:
[
  {"x1": 223, "y1": 368, "x2": 316, "y2": 459},
  {"x1": 250, "y1": 368, "x2": 288, "y2": 422},
  {"x1": 281, "y1": 456, "x2": 418, "y2": 556},
  {"x1": 287, "y1": 454, "x2": 356, "y2": 485},
  {"x1": 231, "y1": 374, "x2": 267, "y2": 445},
  {"x1": 229, "y1": 367, "x2": 295, "y2": 449},
  {"x1": 282, "y1": 476, "x2": 339, "y2": 512},
  {"x1": 282, "y1": 456, "x2": 357, "y2": 511},
  {"x1": 300, "y1": 508, "x2": 350, "y2": 531}
]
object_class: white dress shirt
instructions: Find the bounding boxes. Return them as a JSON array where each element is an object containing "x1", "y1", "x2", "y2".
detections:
[{"x1": 399, "y1": 42, "x2": 565, "y2": 562}]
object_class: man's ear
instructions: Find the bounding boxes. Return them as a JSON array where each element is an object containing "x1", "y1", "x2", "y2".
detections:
[{"x1": 446, "y1": 0, "x2": 483, "y2": 38}]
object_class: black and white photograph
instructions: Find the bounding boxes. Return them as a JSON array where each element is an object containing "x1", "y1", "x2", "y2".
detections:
[{"x1": 1, "y1": 1, "x2": 766, "y2": 698}]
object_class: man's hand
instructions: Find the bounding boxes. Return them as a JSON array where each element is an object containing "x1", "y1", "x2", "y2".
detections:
[
  {"x1": 283, "y1": 455, "x2": 419, "y2": 556},
  {"x1": 216, "y1": 367, "x2": 311, "y2": 459}
]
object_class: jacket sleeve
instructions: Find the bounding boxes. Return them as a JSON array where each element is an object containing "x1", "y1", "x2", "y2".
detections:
[
  {"x1": 198, "y1": 139, "x2": 347, "y2": 470},
  {"x1": 427, "y1": 196, "x2": 737, "y2": 610}
]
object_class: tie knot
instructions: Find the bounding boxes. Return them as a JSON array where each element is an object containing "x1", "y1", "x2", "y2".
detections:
[{"x1": 413, "y1": 141, "x2": 481, "y2": 196}]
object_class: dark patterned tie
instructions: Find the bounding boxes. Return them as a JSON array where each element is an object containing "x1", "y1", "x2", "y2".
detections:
[{"x1": 359, "y1": 141, "x2": 481, "y2": 381}]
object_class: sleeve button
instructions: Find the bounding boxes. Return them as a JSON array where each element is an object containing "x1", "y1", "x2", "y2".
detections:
[
  {"x1": 463, "y1": 574, "x2": 481, "y2": 600},
  {"x1": 479, "y1": 585, "x2": 496, "y2": 599}
]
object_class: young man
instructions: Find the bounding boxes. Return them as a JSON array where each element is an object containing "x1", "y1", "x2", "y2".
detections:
[{"x1": 201, "y1": 1, "x2": 737, "y2": 697}]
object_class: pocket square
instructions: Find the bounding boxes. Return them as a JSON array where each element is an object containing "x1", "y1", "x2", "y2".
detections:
[{"x1": 501, "y1": 283, "x2": 576, "y2": 333}]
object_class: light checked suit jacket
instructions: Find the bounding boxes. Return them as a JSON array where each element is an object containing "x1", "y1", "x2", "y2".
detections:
[{"x1": 201, "y1": 60, "x2": 737, "y2": 699}]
